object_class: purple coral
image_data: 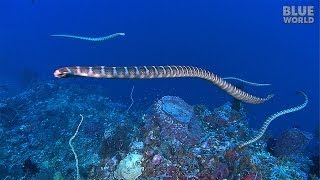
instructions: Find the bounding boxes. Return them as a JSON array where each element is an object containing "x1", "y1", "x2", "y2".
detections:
[
  {"x1": 151, "y1": 154, "x2": 162, "y2": 166},
  {"x1": 213, "y1": 163, "x2": 229, "y2": 179}
]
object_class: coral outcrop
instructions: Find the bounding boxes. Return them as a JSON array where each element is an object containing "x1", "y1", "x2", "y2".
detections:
[
  {"x1": 114, "y1": 153, "x2": 143, "y2": 180},
  {"x1": 144, "y1": 96, "x2": 203, "y2": 146},
  {"x1": 273, "y1": 128, "x2": 313, "y2": 157}
]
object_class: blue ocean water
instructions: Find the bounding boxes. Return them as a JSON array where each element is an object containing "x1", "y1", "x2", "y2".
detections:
[{"x1": 0, "y1": 0, "x2": 319, "y2": 179}]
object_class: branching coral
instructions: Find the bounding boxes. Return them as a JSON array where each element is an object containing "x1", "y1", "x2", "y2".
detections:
[{"x1": 270, "y1": 160, "x2": 308, "y2": 179}]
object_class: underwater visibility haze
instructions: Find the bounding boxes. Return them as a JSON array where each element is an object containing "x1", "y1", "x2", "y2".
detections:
[{"x1": 0, "y1": 0, "x2": 319, "y2": 179}]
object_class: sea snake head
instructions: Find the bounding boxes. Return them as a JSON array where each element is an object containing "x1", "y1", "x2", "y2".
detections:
[{"x1": 54, "y1": 67, "x2": 73, "y2": 78}]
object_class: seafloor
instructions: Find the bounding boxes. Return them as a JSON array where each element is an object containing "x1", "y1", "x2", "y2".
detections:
[{"x1": 0, "y1": 81, "x2": 318, "y2": 179}]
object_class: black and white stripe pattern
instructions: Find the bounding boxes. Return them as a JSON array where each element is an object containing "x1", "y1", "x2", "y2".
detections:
[
  {"x1": 238, "y1": 91, "x2": 308, "y2": 148},
  {"x1": 54, "y1": 65, "x2": 273, "y2": 104}
]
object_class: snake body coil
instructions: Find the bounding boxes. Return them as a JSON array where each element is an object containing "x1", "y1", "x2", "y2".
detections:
[{"x1": 54, "y1": 65, "x2": 273, "y2": 104}]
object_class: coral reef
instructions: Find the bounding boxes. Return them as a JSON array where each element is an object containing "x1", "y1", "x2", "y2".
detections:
[{"x1": 0, "y1": 81, "x2": 316, "y2": 179}]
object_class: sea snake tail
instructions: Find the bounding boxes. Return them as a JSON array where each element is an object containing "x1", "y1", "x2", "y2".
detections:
[
  {"x1": 238, "y1": 91, "x2": 308, "y2": 148},
  {"x1": 50, "y1": 33, "x2": 125, "y2": 41},
  {"x1": 53, "y1": 65, "x2": 274, "y2": 104},
  {"x1": 222, "y1": 77, "x2": 271, "y2": 87}
]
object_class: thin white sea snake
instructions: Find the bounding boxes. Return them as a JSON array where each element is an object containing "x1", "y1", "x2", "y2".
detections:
[
  {"x1": 238, "y1": 91, "x2": 308, "y2": 148},
  {"x1": 50, "y1": 33, "x2": 125, "y2": 41},
  {"x1": 222, "y1": 77, "x2": 271, "y2": 87},
  {"x1": 69, "y1": 114, "x2": 84, "y2": 180},
  {"x1": 53, "y1": 65, "x2": 274, "y2": 104}
]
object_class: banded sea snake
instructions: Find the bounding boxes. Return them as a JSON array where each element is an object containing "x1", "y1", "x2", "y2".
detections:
[
  {"x1": 239, "y1": 91, "x2": 308, "y2": 148},
  {"x1": 54, "y1": 65, "x2": 274, "y2": 104},
  {"x1": 50, "y1": 33, "x2": 125, "y2": 42}
]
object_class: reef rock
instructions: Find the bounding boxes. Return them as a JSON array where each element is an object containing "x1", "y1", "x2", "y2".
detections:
[
  {"x1": 144, "y1": 96, "x2": 203, "y2": 146},
  {"x1": 114, "y1": 153, "x2": 144, "y2": 180},
  {"x1": 273, "y1": 128, "x2": 313, "y2": 157}
]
